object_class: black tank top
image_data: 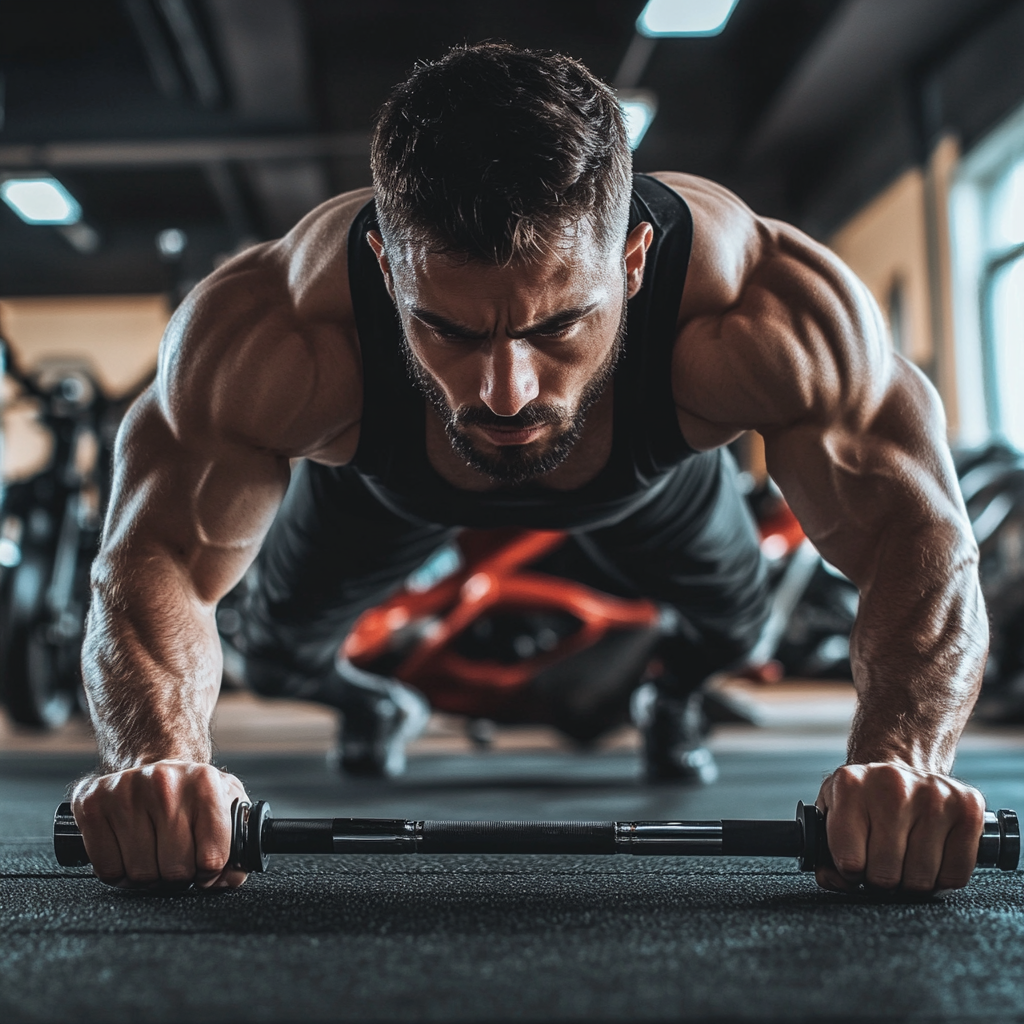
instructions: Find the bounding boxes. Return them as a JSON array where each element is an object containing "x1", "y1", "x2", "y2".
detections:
[{"x1": 346, "y1": 173, "x2": 695, "y2": 530}]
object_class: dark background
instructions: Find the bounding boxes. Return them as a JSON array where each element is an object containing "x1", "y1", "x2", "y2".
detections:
[{"x1": 1, "y1": 0, "x2": 1023, "y2": 297}]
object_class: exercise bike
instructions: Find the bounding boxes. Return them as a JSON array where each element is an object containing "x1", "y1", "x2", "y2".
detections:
[
  {"x1": 338, "y1": 482, "x2": 853, "y2": 753},
  {"x1": 0, "y1": 337, "x2": 151, "y2": 728}
]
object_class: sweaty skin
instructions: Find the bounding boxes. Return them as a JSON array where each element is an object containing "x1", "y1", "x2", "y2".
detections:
[{"x1": 76, "y1": 173, "x2": 987, "y2": 893}]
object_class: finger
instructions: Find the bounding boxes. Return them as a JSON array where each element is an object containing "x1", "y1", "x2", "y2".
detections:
[
  {"x1": 204, "y1": 867, "x2": 249, "y2": 890},
  {"x1": 74, "y1": 805, "x2": 126, "y2": 885},
  {"x1": 900, "y1": 816, "x2": 948, "y2": 893},
  {"x1": 109, "y1": 807, "x2": 160, "y2": 885},
  {"x1": 192, "y1": 784, "x2": 236, "y2": 888},
  {"x1": 815, "y1": 866, "x2": 857, "y2": 893},
  {"x1": 820, "y1": 784, "x2": 869, "y2": 883},
  {"x1": 864, "y1": 809, "x2": 910, "y2": 890},
  {"x1": 154, "y1": 805, "x2": 197, "y2": 885},
  {"x1": 936, "y1": 800, "x2": 986, "y2": 890}
]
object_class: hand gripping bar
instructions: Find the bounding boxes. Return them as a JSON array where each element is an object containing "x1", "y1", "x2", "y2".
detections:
[{"x1": 53, "y1": 800, "x2": 1020, "y2": 875}]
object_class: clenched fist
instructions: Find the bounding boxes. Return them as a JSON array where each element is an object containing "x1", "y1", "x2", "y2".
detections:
[
  {"x1": 72, "y1": 760, "x2": 250, "y2": 889},
  {"x1": 816, "y1": 762, "x2": 986, "y2": 894}
]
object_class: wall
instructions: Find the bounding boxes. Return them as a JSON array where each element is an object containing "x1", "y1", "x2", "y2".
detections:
[
  {"x1": 829, "y1": 136, "x2": 961, "y2": 435},
  {"x1": 0, "y1": 295, "x2": 168, "y2": 479},
  {"x1": 830, "y1": 166, "x2": 933, "y2": 367}
]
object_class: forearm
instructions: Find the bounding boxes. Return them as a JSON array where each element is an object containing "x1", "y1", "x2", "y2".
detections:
[
  {"x1": 846, "y1": 525, "x2": 987, "y2": 773},
  {"x1": 82, "y1": 553, "x2": 222, "y2": 771}
]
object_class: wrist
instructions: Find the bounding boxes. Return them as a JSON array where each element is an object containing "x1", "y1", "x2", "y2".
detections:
[
  {"x1": 845, "y1": 733, "x2": 956, "y2": 775},
  {"x1": 96, "y1": 726, "x2": 212, "y2": 773}
]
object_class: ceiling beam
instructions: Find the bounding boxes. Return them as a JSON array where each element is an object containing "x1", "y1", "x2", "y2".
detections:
[{"x1": 0, "y1": 133, "x2": 369, "y2": 170}]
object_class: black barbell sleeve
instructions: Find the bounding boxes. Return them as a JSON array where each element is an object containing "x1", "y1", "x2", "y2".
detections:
[{"x1": 52, "y1": 801, "x2": 1020, "y2": 876}]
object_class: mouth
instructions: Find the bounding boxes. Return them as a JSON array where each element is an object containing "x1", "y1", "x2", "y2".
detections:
[{"x1": 473, "y1": 423, "x2": 551, "y2": 447}]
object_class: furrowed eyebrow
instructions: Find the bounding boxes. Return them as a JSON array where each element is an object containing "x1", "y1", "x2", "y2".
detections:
[
  {"x1": 507, "y1": 302, "x2": 600, "y2": 338},
  {"x1": 411, "y1": 309, "x2": 490, "y2": 341},
  {"x1": 411, "y1": 302, "x2": 600, "y2": 341}
]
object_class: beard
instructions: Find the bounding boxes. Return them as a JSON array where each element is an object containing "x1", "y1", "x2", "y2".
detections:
[{"x1": 402, "y1": 298, "x2": 627, "y2": 487}]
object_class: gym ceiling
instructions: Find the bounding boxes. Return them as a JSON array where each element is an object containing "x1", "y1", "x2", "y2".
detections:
[{"x1": 0, "y1": 0, "x2": 1022, "y2": 297}]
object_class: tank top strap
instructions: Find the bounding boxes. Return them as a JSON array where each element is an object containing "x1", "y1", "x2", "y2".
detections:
[
  {"x1": 619, "y1": 173, "x2": 695, "y2": 475},
  {"x1": 346, "y1": 198, "x2": 421, "y2": 483}
]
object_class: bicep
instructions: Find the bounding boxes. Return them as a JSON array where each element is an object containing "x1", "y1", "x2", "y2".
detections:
[{"x1": 101, "y1": 390, "x2": 290, "y2": 605}]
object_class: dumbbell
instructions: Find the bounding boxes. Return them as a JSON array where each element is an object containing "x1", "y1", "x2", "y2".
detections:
[{"x1": 54, "y1": 800, "x2": 1020, "y2": 876}]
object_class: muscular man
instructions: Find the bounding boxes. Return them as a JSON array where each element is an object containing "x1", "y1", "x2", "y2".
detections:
[{"x1": 73, "y1": 44, "x2": 987, "y2": 894}]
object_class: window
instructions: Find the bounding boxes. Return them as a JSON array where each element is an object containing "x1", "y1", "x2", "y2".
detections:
[
  {"x1": 983, "y1": 160, "x2": 1024, "y2": 445},
  {"x1": 951, "y1": 104, "x2": 1024, "y2": 449}
]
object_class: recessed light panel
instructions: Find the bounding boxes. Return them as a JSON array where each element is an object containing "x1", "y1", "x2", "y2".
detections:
[
  {"x1": 618, "y1": 92, "x2": 658, "y2": 150},
  {"x1": 0, "y1": 176, "x2": 82, "y2": 225},
  {"x1": 637, "y1": 0, "x2": 741, "y2": 37}
]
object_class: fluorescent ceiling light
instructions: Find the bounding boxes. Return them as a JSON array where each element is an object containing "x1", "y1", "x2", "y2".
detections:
[
  {"x1": 157, "y1": 227, "x2": 188, "y2": 257},
  {"x1": 618, "y1": 91, "x2": 658, "y2": 150},
  {"x1": 637, "y1": 0, "x2": 741, "y2": 37},
  {"x1": 0, "y1": 176, "x2": 82, "y2": 225}
]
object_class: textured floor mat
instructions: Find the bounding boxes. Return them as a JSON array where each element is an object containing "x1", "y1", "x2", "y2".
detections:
[{"x1": 3, "y1": 748, "x2": 1023, "y2": 1022}]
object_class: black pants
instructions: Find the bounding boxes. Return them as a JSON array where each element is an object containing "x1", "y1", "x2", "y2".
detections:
[{"x1": 240, "y1": 449, "x2": 769, "y2": 702}]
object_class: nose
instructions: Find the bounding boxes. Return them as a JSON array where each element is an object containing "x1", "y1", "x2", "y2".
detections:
[{"x1": 479, "y1": 339, "x2": 540, "y2": 416}]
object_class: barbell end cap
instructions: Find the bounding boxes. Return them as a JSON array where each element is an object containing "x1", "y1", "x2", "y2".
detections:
[
  {"x1": 248, "y1": 800, "x2": 271, "y2": 873},
  {"x1": 997, "y1": 809, "x2": 1020, "y2": 871},
  {"x1": 795, "y1": 801, "x2": 823, "y2": 872},
  {"x1": 53, "y1": 801, "x2": 90, "y2": 867},
  {"x1": 229, "y1": 798, "x2": 272, "y2": 873}
]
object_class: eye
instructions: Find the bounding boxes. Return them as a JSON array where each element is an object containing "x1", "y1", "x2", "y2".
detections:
[
  {"x1": 534, "y1": 324, "x2": 577, "y2": 341},
  {"x1": 431, "y1": 328, "x2": 475, "y2": 344}
]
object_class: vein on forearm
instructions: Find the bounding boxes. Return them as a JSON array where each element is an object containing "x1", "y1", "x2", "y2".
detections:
[
  {"x1": 845, "y1": 521, "x2": 987, "y2": 772},
  {"x1": 83, "y1": 553, "x2": 221, "y2": 771}
]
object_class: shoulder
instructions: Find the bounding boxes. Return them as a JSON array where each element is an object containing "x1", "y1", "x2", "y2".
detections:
[
  {"x1": 648, "y1": 172, "x2": 892, "y2": 441},
  {"x1": 647, "y1": 172, "x2": 764, "y2": 316},
  {"x1": 157, "y1": 188, "x2": 375, "y2": 458}
]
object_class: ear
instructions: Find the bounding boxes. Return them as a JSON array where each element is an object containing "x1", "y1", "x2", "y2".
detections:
[
  {"x1": 366, "y1": 230, "x2": 397, "y2": 302},
  {"x1": 624, "y1": 222, "x2": 653, "y2": 300}
]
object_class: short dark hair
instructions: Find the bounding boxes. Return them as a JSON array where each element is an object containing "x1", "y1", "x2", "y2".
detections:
[{"x1": 371, "y1": 43, "x2": 632, "y2": 265}]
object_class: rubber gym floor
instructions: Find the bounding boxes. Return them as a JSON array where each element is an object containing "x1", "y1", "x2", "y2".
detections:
[{"x1": 2, "y1": 687, "x2": 1024, "y2": 1024}]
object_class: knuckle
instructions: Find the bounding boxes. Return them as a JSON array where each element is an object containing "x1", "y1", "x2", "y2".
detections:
[
  {"x1": 148, "y1": 774, "x2": 180, "y2": 816},
  {"x1": 160, "y1": 864, "x2": 194, "y2": 883},
  {"x1": 197, "y1": 848, "x2": 227, "y2": 874},
  {"x1": 962, "y1": 788, "x2": 987, "y2": 824},
  {"x1": 866, "y1": 871, "x2": 901, "y2": 890},
  {"x1": 915, "y1": 784, "x2": 947, "y2": 816},
  {"x1": 195, "y1": 769, "x2": 227, "y2": 804},
  {"x1": 872, "y1": 763, "x2": 912, "y2": 796},
  {"x1": 74, "y1": 776, "x2": 113, "y2": 814},
  {"x1": 832, "y1": 765, "x2": 865, "y2": 790},
  {"x1": 125, "y1": 866, "x2": 160, "y2": 884},
  {"x1": 901, "y1": 876, "x2": 936, "y2": 893},
  {"x1": 832, "y1": 854, "x2": 865, "y2": 876},
  {"x1": 73, "y1": 797, "x2": 103, "y2": 827}
]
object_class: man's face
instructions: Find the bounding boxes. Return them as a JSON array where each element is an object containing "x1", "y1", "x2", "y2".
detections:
[{"x1": 368, "y1": 221, "x2": 651, "y2": 485}]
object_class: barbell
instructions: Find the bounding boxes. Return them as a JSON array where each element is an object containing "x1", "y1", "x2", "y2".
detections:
[{"x1": 53, "y1": 800, "x2": 1020, "y2": 875}]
